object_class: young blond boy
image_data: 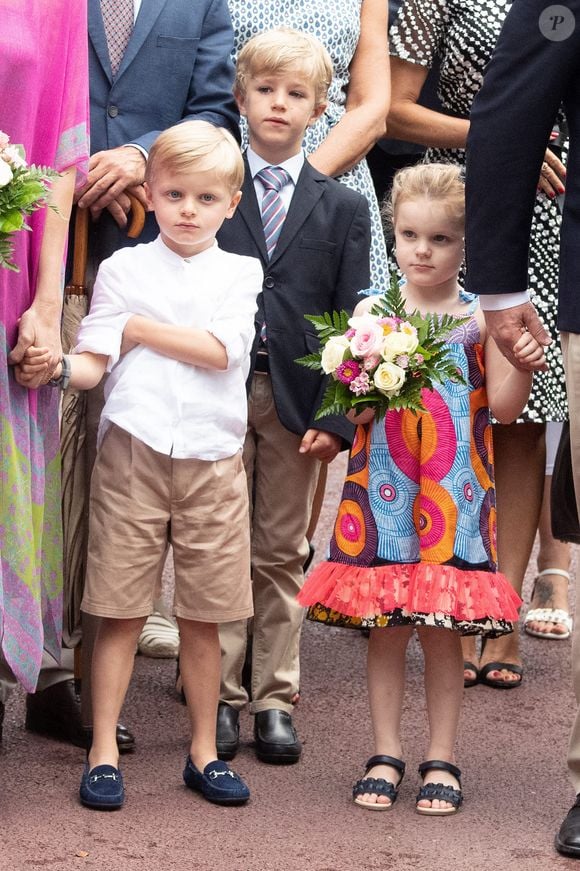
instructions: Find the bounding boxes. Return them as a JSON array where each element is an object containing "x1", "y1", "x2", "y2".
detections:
[
  {"x1": 216, "y1": 29, "x2": 371, "y2": 763},
  {"x1": 23, "y1": 120, "x2": 262, "y2": 808}
]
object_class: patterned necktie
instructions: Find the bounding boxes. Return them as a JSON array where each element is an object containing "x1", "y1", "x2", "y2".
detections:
[
  {"x1": 100, "y1": 0, "x2": 134, "y2": 77},
  {"x1": 256, "y1": 166, "x2": 291, "y2": 259}
]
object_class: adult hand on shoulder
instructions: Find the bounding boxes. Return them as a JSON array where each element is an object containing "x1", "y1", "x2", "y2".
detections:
[
  {"x1": 76, "y1": 146, "x2": 146, "y2": 217},
  {"x1": 299, "y1": 429, "x2": 342, "y2": 463},
  {"x1": 484, "y1": 303, "x2": 551, "y2": 371}
]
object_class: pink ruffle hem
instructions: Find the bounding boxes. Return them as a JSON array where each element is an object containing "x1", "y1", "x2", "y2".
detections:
[{"x1": 298, "y1": 561, "x2": 522, "y2": 622}]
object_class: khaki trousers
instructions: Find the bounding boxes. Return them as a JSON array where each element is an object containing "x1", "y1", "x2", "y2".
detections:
[
  {"x1": 562, "y1": 332, "x2": 580, "y2": 793},
  {"x1": 219, "y1": 374, "x2": 320, "y2": 714}
]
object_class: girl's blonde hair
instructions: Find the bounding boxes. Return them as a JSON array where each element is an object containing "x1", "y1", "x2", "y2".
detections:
[
  {"x1": 146, "y1": 120, "x2": 244, "y2": 192},
  {"x1": 235, "y1": 27, "x2": 333, "y2": 107},
  {"x1": 383, "y1": 162, "x2": 465, "y2": 235}
]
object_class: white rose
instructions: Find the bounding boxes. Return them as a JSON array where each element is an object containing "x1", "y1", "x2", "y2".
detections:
[
  {"x1": 321, "y1": 335, "x2": 350, "y2": 374},
  {"x1": 3, "y1": 145, "x2": 26, "y2": 169},
  {"x1": 381, "y1": 328, "x2": 419, "y2": 360},
  {"x1": 373, "y1": 361, "x2": 407, "y2": 397},
  {"x1": 348, "y1": 312, "x2": 380, "y2": 331},
  {"x1": 0, "y1": 159, "x2": 13, "y2": 188}
]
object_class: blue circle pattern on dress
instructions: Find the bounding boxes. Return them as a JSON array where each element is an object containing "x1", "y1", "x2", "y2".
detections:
[{"x1": 228, "y1": 0, "x2": 390, "y2": 289}]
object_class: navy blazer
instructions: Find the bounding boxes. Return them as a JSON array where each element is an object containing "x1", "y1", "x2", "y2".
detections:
[
  {"x1": 87, "y1": 0, "x2": 239, "y2": 255},
  {"x1": 217, "y1": 158, "x2": 371, "y2": 444},
  {"x1": 465, "y1": 0, "x2": 580, "y2": 333}
]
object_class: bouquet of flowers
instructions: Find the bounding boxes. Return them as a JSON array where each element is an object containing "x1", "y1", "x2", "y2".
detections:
[
  {"x1": 0, "y1": 131, "x2": 58, "y2": 271},
  {"x1": 296, "y1": 274, "x2": 469, "y2": 421}
]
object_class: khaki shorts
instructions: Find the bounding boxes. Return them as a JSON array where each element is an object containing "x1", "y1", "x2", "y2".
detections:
[{"x1": 82, "y1": 425, "x2": 252, "y2": 623}]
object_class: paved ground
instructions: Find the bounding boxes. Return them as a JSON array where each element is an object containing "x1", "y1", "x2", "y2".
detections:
[{"x1": 1, "y1": 454, "x2": 579, "y2": 871}]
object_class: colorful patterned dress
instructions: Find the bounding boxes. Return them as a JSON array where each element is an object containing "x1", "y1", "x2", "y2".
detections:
[
  {"x1": 0, "y1": 1, "x2": 89, "y2": 691},
  {"x1": 298, "y1": 316, "x2": 521, "y2": 635},
  {"x1": 227, "y1": 0, "x2": 390, "y2": 290}
]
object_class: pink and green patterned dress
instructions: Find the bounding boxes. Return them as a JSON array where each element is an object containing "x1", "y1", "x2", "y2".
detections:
[
  {"x1": 0, "y1": 1, "x2": 89, "y2": 690},
  {"x1": 298, "y1": 316, "x2": 521, "y2": 636}
]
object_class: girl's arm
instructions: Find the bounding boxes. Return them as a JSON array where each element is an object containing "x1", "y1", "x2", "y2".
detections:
[
  {"x1": 307, "y1": 0, "x2": 389, "y2": 177},
  {"x1": 388, "y1": 57, "x2": 469, "y2": 148},
  {"x1": 123, "y1": 315, "x2": 227, "y2": 370},
  {"x1": 484, "y1": 332, "x2": 545, "y2": 423}
]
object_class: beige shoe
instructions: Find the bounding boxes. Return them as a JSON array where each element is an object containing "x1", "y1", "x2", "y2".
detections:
[{"x1": 137, "y1": 612, "x2": 180, "y2": 658}]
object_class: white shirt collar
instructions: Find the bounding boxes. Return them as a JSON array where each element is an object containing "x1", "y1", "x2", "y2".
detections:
[
  {"x1": 246, "y1": 147, "x2": 305, "y2": 187},
  {"x1": 153, "y1": 235, "x2": 219, "y2": 267}
]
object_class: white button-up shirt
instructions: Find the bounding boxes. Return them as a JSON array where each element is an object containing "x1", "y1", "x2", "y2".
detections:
[{"x1": 75, "y1": 237, "x2": 262, "y2": 460}]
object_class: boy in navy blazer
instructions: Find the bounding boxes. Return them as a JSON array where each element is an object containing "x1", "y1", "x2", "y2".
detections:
[{"x1": 216, "y1": 28, "x2": 371, "y2": 764}]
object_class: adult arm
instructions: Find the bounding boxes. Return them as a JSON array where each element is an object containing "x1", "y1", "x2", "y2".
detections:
[
  {"x1": 465, "y1": 0, "x2": 580, "y2": 363},
  {"x1": 9, "y1": 167, "x2": 76, "y2": 384},
  {"x1": 307, "y1": 0, "x2": 390, "y2": 177},
  {"x1": 78, "y1": 0, "x2": 239, "y2": 222}
]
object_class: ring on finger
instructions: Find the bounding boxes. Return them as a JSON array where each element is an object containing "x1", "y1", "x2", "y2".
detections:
[{"x1": 541, "y1": 161, "x2": 550, "y2": 176}]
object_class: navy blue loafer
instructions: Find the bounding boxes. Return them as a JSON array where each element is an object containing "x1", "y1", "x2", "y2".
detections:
[
  {"x1": 79, "y1": 763, "x2": 124, "y2": 810},
  {"x1": 183, "y1": 757, "x2": 250, "y2": 805}
]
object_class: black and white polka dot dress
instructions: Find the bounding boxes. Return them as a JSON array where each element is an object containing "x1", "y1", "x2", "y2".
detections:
[
  {"x1": 390, "y1": 0, "x2": 567, "y2": 422},
  {"x1": 228, "y1": 0, "x2": 390, "y2": 291}
]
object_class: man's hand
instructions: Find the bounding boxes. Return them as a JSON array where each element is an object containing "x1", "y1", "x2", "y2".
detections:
[
  {"x1": 299, "y1": 429, "x2": 342, "y2": 462},
  {"x1": 484, "y1": 302, "x2": 551, "y2": 371},
  {"x1": 76, "y1": 147, "x2": 146, "y2": 218}
]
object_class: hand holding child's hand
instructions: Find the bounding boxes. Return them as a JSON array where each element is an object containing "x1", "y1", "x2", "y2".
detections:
[
  {"x1": 299, "y1": 429, "x2": 341, "y2": 463},
  {"x1": 13, "y1": 345, "x2": 55, "y2": 388},
  {"x1": 346, "y1": 407, "x2": 375, "y2": 426},
  {"x1": 512, "y1": 329, "x2": 547, "y2": 370}
]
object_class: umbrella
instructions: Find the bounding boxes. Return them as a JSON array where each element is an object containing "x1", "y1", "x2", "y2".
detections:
[{"x1": 60, "y1": 197, "x2": 146, "y2": 649}]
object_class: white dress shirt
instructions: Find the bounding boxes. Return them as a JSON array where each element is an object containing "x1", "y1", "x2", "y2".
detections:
[{"x1": 75, "y1": 237, "x2": 262, "y2": 460}]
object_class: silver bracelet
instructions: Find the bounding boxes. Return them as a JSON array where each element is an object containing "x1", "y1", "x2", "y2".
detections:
[{"x1": 48, "y1": 355, "x2": 71, "y2": 390}]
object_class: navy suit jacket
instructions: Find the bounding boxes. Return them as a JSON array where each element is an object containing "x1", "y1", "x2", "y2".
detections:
[
  {"x1": 217, "y1": 158, "x2": 371, "y2": 444},
  {"x1": 465, "y1": 0, "x2": 580, "y2": 333},
  {"x1": 87, "y1": 0, "x2": 239, "y2": 255}
]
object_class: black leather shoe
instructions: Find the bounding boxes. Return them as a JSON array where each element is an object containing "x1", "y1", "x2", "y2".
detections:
[
  {"x1": 216, "y1": 702, "x2": 239, "y2": 761},
  {"x1": 254, "y1": 709, "x2": 302, "y2": 764},
  {"x1": 556, "y1": 797, "x2": 580, "y2": 857},
  {"x1": 25, "y1": 679, "x2": 135, "y2": 753}
]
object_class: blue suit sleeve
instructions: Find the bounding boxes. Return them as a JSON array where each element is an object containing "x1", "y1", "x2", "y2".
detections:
[{"x1": 465, "y1": 0, "x2": 580, "y2": 297}]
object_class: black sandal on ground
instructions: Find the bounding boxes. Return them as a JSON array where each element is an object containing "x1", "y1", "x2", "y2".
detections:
[
  {"x1": 416, "y1": 760, "x2": 463, "y2": 816},
  {"x1": 352, "y1": 754, "x2": 406, "y2": 811}
]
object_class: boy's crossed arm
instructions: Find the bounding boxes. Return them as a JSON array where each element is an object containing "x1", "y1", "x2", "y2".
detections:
[{"x1": 17, "y1": 314, "x2": 229, "y2": 391}]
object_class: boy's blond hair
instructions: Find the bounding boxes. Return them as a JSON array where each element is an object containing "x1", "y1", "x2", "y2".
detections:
[
  {"x1": 145, "y1": 120, "x2": 244, "y2": 192},
  {"x1": 383, "y1": 163, "x2": 465, "y2": 234},
  {"x1": 235, "y1": 27, "x2": 333, "y2": 107}
]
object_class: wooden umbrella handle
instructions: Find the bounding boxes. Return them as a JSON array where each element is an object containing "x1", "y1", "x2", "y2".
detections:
[
  {"x1": 67, "y1": 205, "x2": 90, "y2": 293},
  {"x1": 127, "y1": 192, "x2": 146, "y2": 238}
]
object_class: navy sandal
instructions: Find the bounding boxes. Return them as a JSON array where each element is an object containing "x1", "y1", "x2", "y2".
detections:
[
  {"x1": 79, "y1": 763, "x2": 124, "y2": 810},
  {"x1": 416, "y1": 760, "x2": 463, "y2": 816},
  {"x1": 183, "y1": 757, "x2": 250, "y2": 805},
  {"x1": 352, "y1": 754, "x2": 406, "y2": 811}
]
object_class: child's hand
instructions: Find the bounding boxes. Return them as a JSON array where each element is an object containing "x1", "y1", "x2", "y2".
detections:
[
  {"x1": 513, "y1": 330, "x2": 547, "y2": 370},
  {"x1": 13, "y1": 345, "x2": 54, "y2": 387},
  {"x1": 299, "y1": 429, "x2": 341, "y2": 463},
  {"x1": 346, "y1": 407, "x2": 375, "y2": 425}
]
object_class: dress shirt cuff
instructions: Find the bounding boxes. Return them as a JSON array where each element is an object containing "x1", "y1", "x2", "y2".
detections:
[
  {"x1": 75, "y1": 312, "x2": 133, "y2": 372},
  {"x1": 207, "y1": 325, "x2": 252, "y2": 371},
  {"x1": 478, "y1": 291, "x2": 530, "y2": 311},
  {"x1": 124, "y1": 143, "x2": 148, "y2": 161}
]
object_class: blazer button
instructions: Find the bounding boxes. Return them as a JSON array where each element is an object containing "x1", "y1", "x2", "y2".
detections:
[
  {"x1": 107, "y1": 105, "x2": 119, "y2": 118},
  {"x1": 264, "y1": 276, "x2": 275, "y2": 289}
]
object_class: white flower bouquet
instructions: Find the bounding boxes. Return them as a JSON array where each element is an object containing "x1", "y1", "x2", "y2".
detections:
[
  {"x1": 296, "y1": 274, "x2": 469, "y2": 420},
  {"x1": 0, "y1": 131, "x2": 58, "y2": 271}
]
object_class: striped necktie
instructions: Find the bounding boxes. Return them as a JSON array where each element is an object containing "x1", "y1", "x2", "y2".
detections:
[
  {"x1": 256, "y1": 166, "x2": 290, "y2": 259},
  {"x1": 100, "y1": 0, "x2": 134, "y2": 77}
]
